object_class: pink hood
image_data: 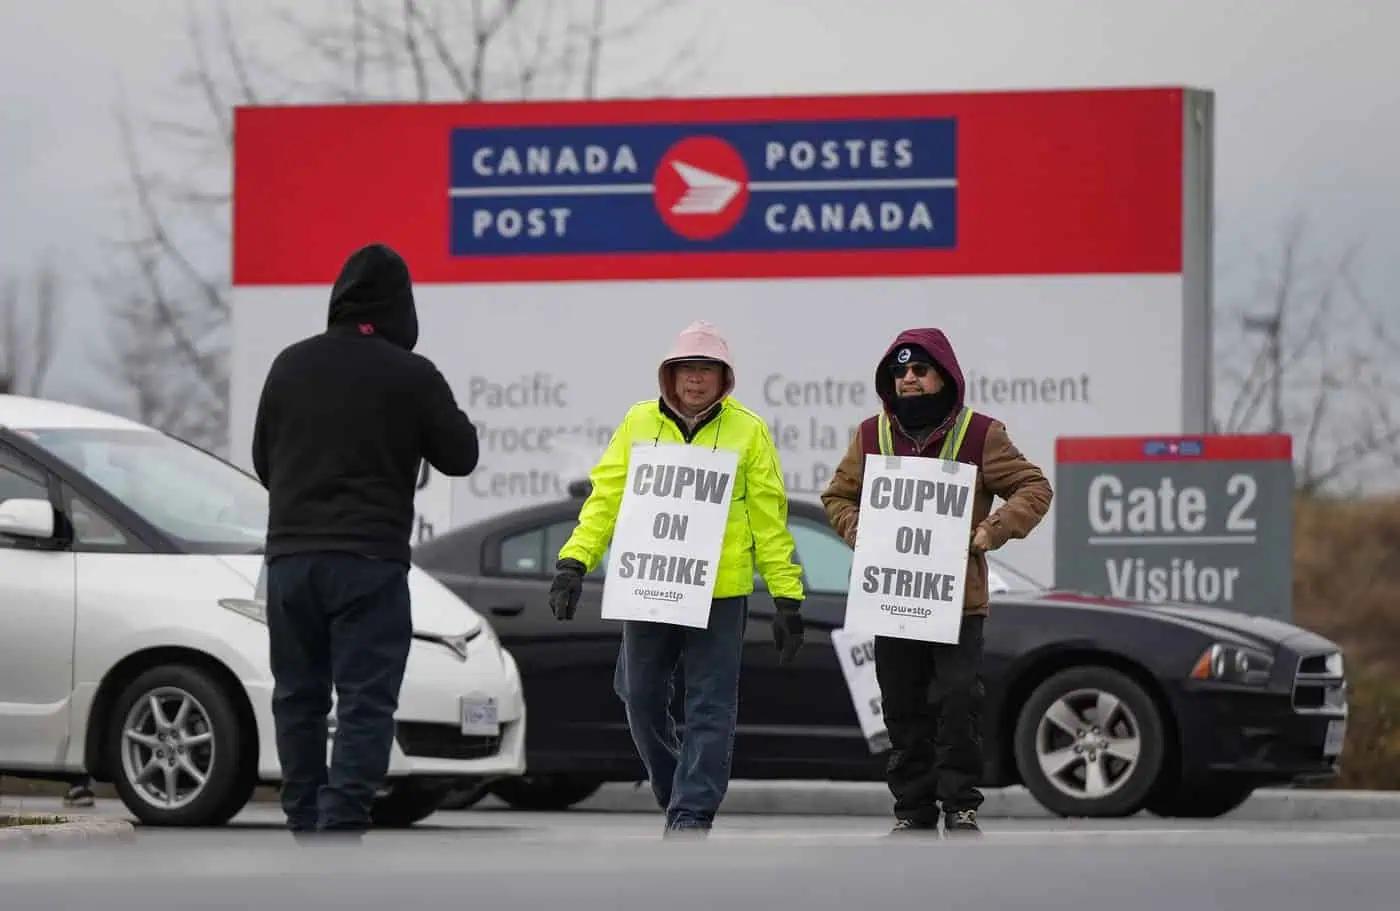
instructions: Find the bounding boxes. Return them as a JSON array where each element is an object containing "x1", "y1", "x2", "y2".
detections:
[{"x1": 658, "y1": 320, "x2": 736, "y2": 416}]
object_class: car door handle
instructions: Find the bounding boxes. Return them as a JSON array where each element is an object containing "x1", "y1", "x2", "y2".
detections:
[{"x1": 490, "y1": 603, "x2": 525, "y2": 617}]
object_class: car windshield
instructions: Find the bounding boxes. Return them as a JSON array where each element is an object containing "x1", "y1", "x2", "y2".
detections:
[{"x1": 25, "y1": 428, "x2": 268, "y2": 554}]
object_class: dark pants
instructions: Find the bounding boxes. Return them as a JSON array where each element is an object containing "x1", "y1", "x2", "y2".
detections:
[
  {"x1": 612, "y1": 597, "x2": 747, "y2": 830},
  {"x1": 874, "y1": 614, "x2": 986, "y2": 823},
  {"x1": 266, "y1": 552, "x2": 412, "y2": 832}
]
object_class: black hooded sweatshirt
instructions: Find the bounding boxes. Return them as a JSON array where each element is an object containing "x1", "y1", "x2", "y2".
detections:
[{"x1": 251, "y1": 244, "x2": 478, "y2": 563}]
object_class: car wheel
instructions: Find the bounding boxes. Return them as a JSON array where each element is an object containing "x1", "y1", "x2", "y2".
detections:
[
  {"x1": 107, "y1": 665, "x2": 255, "y2": 827},
  {"x1": 1014, "y1": 666, "x2": 1165, "y2": 817},
  {"x1": 371, "y1": 779, "x2": 453, "y2": 827},
  {"x1": 489, "y1": 774, "x2": 604, "y2": 811},
  {"x1": 1146, "y1": 781, "x2": 1255, "y2": 818},
  {"x1": 438, "y1": 777, "x2": 492, "y2": 811}
]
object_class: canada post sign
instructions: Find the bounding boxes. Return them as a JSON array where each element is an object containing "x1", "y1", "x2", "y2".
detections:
[{"x1": 449, "y1": 119, "x2": 957, "y2": 256}]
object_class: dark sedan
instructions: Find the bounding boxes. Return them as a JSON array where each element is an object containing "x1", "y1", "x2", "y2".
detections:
[{"x1": 414, "y1": 493, "x2": 1347, "y2": 818}]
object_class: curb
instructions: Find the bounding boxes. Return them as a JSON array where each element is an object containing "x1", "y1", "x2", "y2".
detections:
[
  {"x1": 0, "y1": 814, "x2": 136, "y2": 850},
  {"x1": 573, "y1": 782, "x2": 1400, "y2": 821}
]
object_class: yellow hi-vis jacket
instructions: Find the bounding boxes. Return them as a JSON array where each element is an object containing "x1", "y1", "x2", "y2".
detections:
[{"x1": 558, "y1": 397, "x2": 805, "y2": 602}]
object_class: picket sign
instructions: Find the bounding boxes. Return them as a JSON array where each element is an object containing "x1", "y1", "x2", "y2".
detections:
[
  {"x1": 600, "y1": 443, "x2": 738, "y2": 629},
  {"x1": 830, "y1": 627, "x2": 890, "y2": 754},
  {"x1": 843, "y1": 454, "x2": 978, "y2": 643}
]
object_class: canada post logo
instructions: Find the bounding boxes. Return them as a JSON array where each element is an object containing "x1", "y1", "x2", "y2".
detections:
[
  {"x1": 449, "y1": 118, "x2": 957, "y2": 256},
  {"x1": 1143, "y1": 439, "x2": 1204, "y2": 458}
]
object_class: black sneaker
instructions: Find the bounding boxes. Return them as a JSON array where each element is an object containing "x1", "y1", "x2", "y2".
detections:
[
  {"x1": 663, "y1": 820, "x2": 711, "y2": 839},
  {"x1": 63, "y1": 785, "x2": 96, "y2": 808},
  {"x1": 944, "y1": 809, "x2": 982, "y2": 835},
  {"x1": 889, "y1": 818, "x2": 938, "y2": 836}
]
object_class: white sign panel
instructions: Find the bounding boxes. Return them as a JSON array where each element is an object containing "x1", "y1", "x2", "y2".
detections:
[
  {"x1": 599, "y1": 444, "x2": 738, "y2": 629},
  {"x1": 844, "y1": 455, "x2": 978, "y2": 643},
  {"x1": 830, "y1": 627, "x2": 890, "y2": 754}
]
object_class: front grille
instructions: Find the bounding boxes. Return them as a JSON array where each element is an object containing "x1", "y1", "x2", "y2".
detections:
[
  {"x1": 1298, "y1": 654, "x2": 1331, "y2": 675},
  {"x1": 396, "y1": 722, "x2": 503, "y2": 760},
  {"x1": 1293, "y1": 651, "x2": 1347, "y2": 715},
  {"x1": 1294, "y1": 686, "x2": 1326, "y2": 710}
]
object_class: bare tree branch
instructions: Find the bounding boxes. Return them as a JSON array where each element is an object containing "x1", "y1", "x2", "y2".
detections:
[
  {"x1": 1223, "y1": 341, "x2": 1270, "y2": 432},
  {"x1": 470, "y1": 0, "x2": 524, "y2": 101},
  {"x1": 411, "y1": 3, "x2": 474, "y2": 98},
  {"x1": 216, "y1": 1, "x2": 260, "y2": 105},
  {"x1": 29, "y1": 265, "x2": 58, "y2": 396},
  {"x1": 184, "y1": 7, "x2": 233, "y2": 150},
  {"x1": 1216, "y1": 217, "x2": 1398, "y2": 492},
  {"x1": 583, "y1": 0, "x2": 605, "y2": 99},
  {"x1": 118, "y1": 108, "x2": 230, "y2": 323},
  {"x1": 0, "y1": 277, "x2": 19, "y2": 395},
  {"x1": 352, "y1": 0, "x2": 367, "y2": 98},
  {"x1": 402, "y1": 0, "x2": 430, "y2": 101},
  {"x1": 506, "y1": 0, "x2": 557, "y2": 99},
  {"x1": 1298, "y1": 369, "x2": 1332, "y2": 487},
  {"x1": 0, "y1": 266, "x2": 63, "y2": 398}
]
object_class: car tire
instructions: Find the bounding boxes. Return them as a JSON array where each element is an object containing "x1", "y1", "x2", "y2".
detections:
[
  {"x1": 489, "y1": 774, "x2": 604, "y2": 811},
  {"x1": 107, "y1": 664, "x2": 255, "y2": 827},
  {"x1": 371, "y1": 778, "x2": 453, "y2": 827},
  {"x1": 1014, "y1": 666, "x2": 1165, "y2": 818},
  {"x1": 437, "y1": 777, "x2": 493, "y2": 811},
  {"x1": 1145, "y1": 781, "x2": 1255, "y2": 818}
]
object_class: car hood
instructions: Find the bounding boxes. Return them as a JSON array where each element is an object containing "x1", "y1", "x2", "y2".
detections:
[
  {"x1": 1028, "y1": 590, "x2": 1331, "y2": 650},
  {"x1": 1138, "y1": 601, "x2": 1336, "y2": 652},
  {"x1": 215, "y1": 555, "x2": 484, "y2": 639}
]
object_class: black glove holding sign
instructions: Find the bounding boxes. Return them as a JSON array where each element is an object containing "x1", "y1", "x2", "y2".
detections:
[
  {"x1": 549, "y1": 558, "x2": 586, "y2": 620},
  {"x1": 772, "y1": 598, "x2": 805, "y2": 665}
]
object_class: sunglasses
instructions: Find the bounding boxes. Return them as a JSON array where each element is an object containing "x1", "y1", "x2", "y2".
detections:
[{"x1": 889, "y1": 363, "x2": 933, "y2": 379}]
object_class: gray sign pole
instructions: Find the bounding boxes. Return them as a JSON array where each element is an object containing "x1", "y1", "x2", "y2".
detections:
[{"x1": 1054, "y1": 435, "x2": 1293, "y2": 621}]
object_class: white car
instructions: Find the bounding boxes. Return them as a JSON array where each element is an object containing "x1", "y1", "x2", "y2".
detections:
[{"x1": 0, "y1": 394, "x2": 525, "y2": 826}]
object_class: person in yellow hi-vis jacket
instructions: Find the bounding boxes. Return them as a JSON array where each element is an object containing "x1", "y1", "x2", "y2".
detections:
[
  {"x1": 549, "y1": 320, "x2": 805, "y2": 836},
  {"x1": 823, "y1": 328, "x2": 1052, "y2": 838}
]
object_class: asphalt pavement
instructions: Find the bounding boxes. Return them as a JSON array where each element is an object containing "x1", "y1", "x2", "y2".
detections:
[{"x1": 3, "y1": 799, "x2": 1400, "y2": 910}]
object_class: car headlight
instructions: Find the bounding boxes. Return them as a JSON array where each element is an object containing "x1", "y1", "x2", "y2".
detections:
[
  {"x1": 1190, "y1": 643, "x2": 1273, "y2": 686},
  {"x1": 219, "y1": 598, "x2": 268, "y2": 625}
]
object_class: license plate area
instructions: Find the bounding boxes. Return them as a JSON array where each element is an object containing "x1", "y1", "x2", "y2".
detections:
[
  {"x1": 1324, "y1": 719, "x2": 1346, "y2": 757},
  {"x1": 460, "y1": 696, "x2": 500, "y2": 737}
]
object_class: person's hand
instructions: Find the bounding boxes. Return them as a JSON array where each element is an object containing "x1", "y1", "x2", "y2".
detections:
[
  {"x1": 549, "y1": 559, "x2": 586, "y2": 620},
  {"x1": 970, "y1": 526, "x2": 993, "y2": 554},
  {"x1": 772, "y1": 598, "x2": 805, "y2": 665}
]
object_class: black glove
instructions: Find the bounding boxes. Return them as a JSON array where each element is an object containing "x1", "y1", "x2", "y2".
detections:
[
  {"x1": 772, "y1": 598, "x2": 805, "y2": 665},
  {"x1": 549, "y1": 558, "x2": 586, "y2": 620}
]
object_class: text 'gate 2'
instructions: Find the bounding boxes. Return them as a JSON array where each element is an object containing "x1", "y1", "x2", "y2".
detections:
[{"x1": 1054, "y1": 435, "x2": 1293, "y2": 621}]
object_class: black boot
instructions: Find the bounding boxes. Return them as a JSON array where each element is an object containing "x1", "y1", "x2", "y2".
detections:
[
  {"x1": 889, "y1": 817, "x2": 938, "y2": 836},
  {"x1": 944, "y1": 809, "x2": 982, "y2": 836}
]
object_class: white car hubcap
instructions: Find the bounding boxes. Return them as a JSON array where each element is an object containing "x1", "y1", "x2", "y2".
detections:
[
  {"x1": 1035, "y1": 687, "x2": 1142, "y2": 801},
  {"x1": 121, "y1": 686, "x2": 216, "y2": 811}
]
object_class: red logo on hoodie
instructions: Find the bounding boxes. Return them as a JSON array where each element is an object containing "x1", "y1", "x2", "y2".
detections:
[
  {"x1": 653, "y1": 137, "x2": 750, "y2": 241},
  {"x1": 358, "y1": 323, "x2": 375, "y2": 336}
]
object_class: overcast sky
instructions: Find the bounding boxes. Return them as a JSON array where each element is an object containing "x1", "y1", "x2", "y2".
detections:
[{"x1": 2, "y1": 0, "x2": 1396, "y2": 404}]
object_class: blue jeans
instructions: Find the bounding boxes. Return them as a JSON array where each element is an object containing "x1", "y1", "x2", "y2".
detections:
[
  {"x1": 266, "y1": 553, "x2": 412, "y2": 832},
  {"x1": 613, "y1": 597, "x2": 747, "y2": 830}
]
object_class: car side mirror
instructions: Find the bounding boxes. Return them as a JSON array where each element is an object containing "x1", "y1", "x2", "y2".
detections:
[{"x1": 0, "y1": 498, "x2": 56, "y2": 540}]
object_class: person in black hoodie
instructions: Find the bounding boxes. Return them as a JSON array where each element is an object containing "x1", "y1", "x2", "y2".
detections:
[
  {"x1": 251, "y1": 243, "x2": 478, "y2": 835},
  {"x1": 822, "y1": 329, "x2": 1052, "y2": 837}
]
